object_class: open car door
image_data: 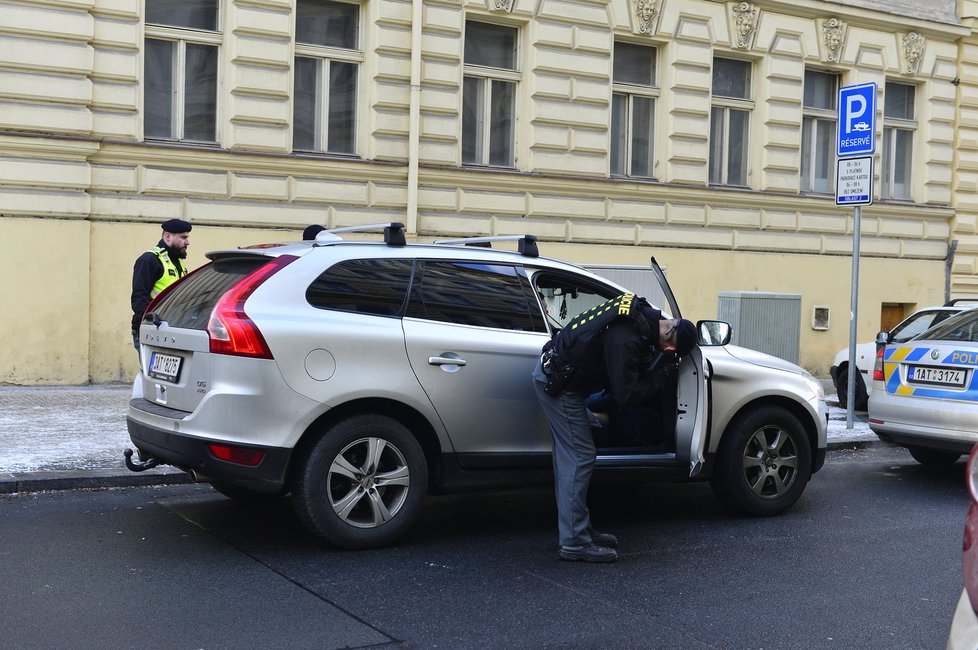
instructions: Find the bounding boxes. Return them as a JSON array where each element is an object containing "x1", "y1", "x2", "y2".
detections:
[{"x1": 649, "y1": 257, "x2": 709, "y2": 477}]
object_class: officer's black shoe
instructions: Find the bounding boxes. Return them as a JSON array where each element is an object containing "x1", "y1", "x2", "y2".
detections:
[
  {"x1": 586, "y1": 528, "x2": 618, "y2": 548},
  {"x1": 558, "y1": 543, "x2": 619, "y2": 563}
]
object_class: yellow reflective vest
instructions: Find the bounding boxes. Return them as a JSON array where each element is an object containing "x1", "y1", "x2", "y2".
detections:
[{"x1": 149, "y1": 246, "x2": 187, "y2": 297}]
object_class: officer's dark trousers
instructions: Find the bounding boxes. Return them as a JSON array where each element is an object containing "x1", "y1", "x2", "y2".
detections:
[{"x1": 531, "y1": 358, "x2": 597, "y2": 548}]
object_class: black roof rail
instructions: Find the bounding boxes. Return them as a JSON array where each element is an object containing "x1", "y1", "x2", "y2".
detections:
[
  {"x1": 432, "y1": 234, "x2": 539, "y2": 258},
  {"x1": 320, "y1": 222, "x2": 406, "y2": 246},
  {"x1": 944, "y1": 298, "x2": 978, "y2": 306}
]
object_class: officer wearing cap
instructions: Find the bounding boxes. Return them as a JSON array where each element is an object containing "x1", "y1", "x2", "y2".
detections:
[
  {"x1": 130, "y1": 219, "x2": 192, "y2": 352},
  {"x1": 531, "y1": 294, "x2": 697, "y2": 563}
]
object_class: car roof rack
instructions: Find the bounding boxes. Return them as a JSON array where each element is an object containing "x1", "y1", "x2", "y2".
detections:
[
  {"x1": 432, "y1": 234, "x2": 539, "y2": 258},
  {"x1": 945, "y1": 298, "x2": 978, "y2": 306},
  {"x1": 316, "y1": 222, "x2": 406, "y2": 246}
]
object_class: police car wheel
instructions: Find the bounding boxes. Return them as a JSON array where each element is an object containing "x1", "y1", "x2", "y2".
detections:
[
  {"x1": 709, "y1": 406, "x2": 812, "y2": 516},
  {"x1": 907, "y1": 446, "x2": 961, "y2": 468},
  {"x1": 293, "y1": 414, "x2": 428, "y2": 549}
]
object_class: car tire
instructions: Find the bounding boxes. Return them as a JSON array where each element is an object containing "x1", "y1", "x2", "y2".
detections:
[
  {"x1": 908, "y1": 446, "x2": 961, "y2": 468},
  {"x1": 210, "y1": 482, "x2": 286, "y2": 504},
  {"x1": 292, "y1": 414, "x2": 428, "y2": 549},
  {"x1": 710, "y1": 406, "x2": 812, "y2": 516},
  {"x1": 836, "y1": 368, "x2": 869, "y2": 411}
]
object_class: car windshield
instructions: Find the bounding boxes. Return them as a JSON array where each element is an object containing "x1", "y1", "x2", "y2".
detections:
[
  {"x1": 913, "y1": 309, "x2": 978, "y2": 342},
  {"x1": 890, "y1": 310, "x2": 957, "y2": 343}
]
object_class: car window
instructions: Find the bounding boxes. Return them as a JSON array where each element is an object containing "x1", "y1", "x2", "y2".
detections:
[
  {"x1": 530, "y1": 271, "x2": 621, "y2": 331},
  {"x1": 306, "y1": 258, "x2": 414, "y2": 316},
  {"x1": 890, "y1": 310, "x2": 954, "y2": 343},
  {"x1": 405, "y1": 261, "x2": 545, "y2": 332},
  {"x1": 916, "y1": 310, "x2": 978, "y2": 342},
  {"x1": 152, "y1": 257, "x2": 270, "y2": 330}
]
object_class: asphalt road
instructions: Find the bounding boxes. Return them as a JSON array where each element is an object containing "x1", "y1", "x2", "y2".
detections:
[{"x1": 0, "y1": 445, "x2": 967, "y2": 649}]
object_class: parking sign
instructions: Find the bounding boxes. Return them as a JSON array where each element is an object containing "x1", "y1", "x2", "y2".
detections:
[{"x1": 837, "y1": 82, "x2": 877, "y2": 157}]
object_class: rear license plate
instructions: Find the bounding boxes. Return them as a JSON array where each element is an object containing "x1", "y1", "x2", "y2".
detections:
[
  {"x1": 148, "y1": 352, "x2": 182, "y2": 383},
  {"x1": 907, "y1": 365, "x2": 966, "y2": 388}
]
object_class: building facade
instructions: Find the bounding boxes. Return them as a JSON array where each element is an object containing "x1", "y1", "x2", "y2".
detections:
[{"x1": 0, "y1": 0, "x2": 974, "y2": 383}]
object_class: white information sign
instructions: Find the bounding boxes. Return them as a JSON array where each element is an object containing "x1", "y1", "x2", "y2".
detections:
[{"x1": 835, "y1": 156, "x2": 874, "y2": 206}]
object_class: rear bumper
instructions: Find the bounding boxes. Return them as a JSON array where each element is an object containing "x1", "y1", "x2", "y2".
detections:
[
  {"x1": 127, "y1": 411, "x2": 291, "y2": 493},
  {"x1": 868, "y1": 391, "x2": 978, "y2": 454}
]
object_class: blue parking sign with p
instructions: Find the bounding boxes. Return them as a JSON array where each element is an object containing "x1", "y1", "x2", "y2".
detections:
[{"x1": 837, "y1": 82, "x2": 877, "y2": 157}]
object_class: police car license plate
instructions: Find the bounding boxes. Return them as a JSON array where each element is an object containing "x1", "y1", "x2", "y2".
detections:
[
  {"x1": 148, "y1": 352, "x2": 182, "y2": 383},
  {"x1": 907, "y1": 365, "x2": 965, "y2": 387}
]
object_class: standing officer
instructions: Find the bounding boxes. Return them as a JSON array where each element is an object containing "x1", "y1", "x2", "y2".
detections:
[
  {"x1": 130, "y1": 219, "x2": 192, "y2": 351},
  {"x1": 531, "y1": 294, "x2": 697, "y2": 563}
]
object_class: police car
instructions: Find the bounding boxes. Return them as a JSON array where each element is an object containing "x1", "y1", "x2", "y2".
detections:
[{"x1": 869, "y1": 308, "x2": 978, "y2": 466}]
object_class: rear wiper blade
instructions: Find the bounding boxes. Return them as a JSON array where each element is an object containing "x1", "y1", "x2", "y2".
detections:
[{"x1": 143, "y1": 311, "x2": 163, "y2": 327}]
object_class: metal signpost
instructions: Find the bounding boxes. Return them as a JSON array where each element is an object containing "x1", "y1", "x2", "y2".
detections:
[{"x1": 837, "y1": 82, "x2": 876, "y2": 428}]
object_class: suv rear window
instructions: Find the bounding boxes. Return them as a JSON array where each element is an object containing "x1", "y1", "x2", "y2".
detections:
[
  {"x1": 150, "y1": 258, "x2": 270, "y2": 330},
  {"x1": 306, "y1": 258, "x2": 414, "y2": 316}
]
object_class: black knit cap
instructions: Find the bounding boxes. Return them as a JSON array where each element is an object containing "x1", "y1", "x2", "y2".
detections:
[
  {"x1": 161, "y1": 218, "x2": 192, "y2": 234},
  {"x1": 674, "y1": 318, "x2": 697, "y2": 355},
  {"x1": 303, "y1": 224, "x2": 326, "y2": 240}
]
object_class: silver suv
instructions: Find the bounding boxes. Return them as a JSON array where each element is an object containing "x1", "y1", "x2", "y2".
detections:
[{"x1": 126, "y1": 224, "x2": 828, "y2": 549}]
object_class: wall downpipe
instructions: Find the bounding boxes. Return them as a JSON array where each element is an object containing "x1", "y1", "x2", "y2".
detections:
[{"x1": 407, "y1": 0, "x2": 423, "y2": 235}]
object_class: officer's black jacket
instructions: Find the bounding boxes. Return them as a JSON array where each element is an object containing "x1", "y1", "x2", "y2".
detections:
[{"x1": 561, "y1": 304, "x2": 667, "y2": 406}]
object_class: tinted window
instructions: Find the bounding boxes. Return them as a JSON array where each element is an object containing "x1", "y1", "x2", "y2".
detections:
[
  {"x1": 918, "y1": 310, "x2": 978, "y2": 343},
  {"x1": 306, "y1": 258, "x2": 414, "y2": 316},
  {"x1": 532, "y1": 272, "x2": 620, "y2": 331},
  {"x1": 152, "y1": 258, "x2": 269, "y2": 330},
  {"x1": 406, "y1": 262, "x2": 544, "y2": 332},
  {"x1": 890, "y1": 310, "x2": 954, "y2": 343}
]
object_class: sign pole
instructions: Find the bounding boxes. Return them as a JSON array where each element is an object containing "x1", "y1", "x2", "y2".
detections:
[
  {"x1": 836, "y1": 82, "x2": 876, "y2": 430},
  {"x1": 846, "y1": 205, "x2": 861, "y2": 429}
]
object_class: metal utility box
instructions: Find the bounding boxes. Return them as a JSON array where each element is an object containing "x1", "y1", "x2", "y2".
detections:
[{"x1": 717, "y1": 292, "x2": 801, "y2": 364}]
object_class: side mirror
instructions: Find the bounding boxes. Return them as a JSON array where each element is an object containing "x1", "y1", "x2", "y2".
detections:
[
  {"x1": 697, "y1": 320, "x2": 732, "y2": 346},
  {"x1": 875, "y1": 330, "x2": 890, "y2": 354}
]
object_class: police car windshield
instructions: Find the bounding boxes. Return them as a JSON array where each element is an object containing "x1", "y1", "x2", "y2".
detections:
[{"x1": 913, "y1": 308, "x2": 978, "y2": 343}]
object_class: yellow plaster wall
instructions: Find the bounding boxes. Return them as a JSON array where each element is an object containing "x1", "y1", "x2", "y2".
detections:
[
  {"x1": 0, "y1": 217, "x2": 92, "y2": 384},
  {"x1": 537, "y1": 240, "x2": 946, "y2": 377}
]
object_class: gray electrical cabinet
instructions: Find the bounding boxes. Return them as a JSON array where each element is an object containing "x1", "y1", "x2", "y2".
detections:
[{"x1": 717, "y1": 291, "x2": 801, "y2": 364}]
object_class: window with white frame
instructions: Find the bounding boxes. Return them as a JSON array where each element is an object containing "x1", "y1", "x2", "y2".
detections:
[
  {"x1": 293, "y1": 0, "x2": 361, "y2": 154},
  {"x1": 709, "y1": 57, "x2": 752, "y2": 187},
  {"x1": 611, "y1": 42, "x2": 657, "y2": 178},
  {"x1": 144, "y1": 0, "x2": 220, "y2": 143},
  {"x1": 462, "y1": 21, "x2": 518, "y2": 167},
  {"x1": 801, "y1": 70, "x2": 838, "y2": 194},
  {"x1": 882, "y1": 81, "x2": 916, "y2": 200}
]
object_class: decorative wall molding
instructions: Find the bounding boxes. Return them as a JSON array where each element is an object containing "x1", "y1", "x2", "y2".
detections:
[
  {"x1": 732, "y1": 2, "x2": 759, "y2": 49},
  {"x1": 821, "y1": 17, "x2": 846, "y2": 63},
  {"x1": 488, "y1": 0, "x2": 515, "y2": 13},
  {"x1": 634, "y1": 0, "x2": 662, "y2": 36},
  {"x1": 902, "y1": 31, "x2": 925, "y2": 75}
]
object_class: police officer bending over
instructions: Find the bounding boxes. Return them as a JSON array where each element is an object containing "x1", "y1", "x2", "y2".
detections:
[{"x1": 531, "y1": 293, "x2": 697, "y2": 563}]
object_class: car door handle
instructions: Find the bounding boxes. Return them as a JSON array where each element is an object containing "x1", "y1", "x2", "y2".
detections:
[{"x1": 428, "y1": 356, "x2": 467, "y2": 366}]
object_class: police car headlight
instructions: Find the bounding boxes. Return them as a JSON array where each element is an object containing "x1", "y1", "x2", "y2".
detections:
[{"x1": 802, "y1": 372, "x2": 824, "y2": 400}]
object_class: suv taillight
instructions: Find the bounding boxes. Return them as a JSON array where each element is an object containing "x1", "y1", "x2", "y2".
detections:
[
  {"x1": 208, "y1": 255, "x2": 298, "y2": 358},
  {"x1": 872, "y1": 346, "x2": 885, "y2": 382}
]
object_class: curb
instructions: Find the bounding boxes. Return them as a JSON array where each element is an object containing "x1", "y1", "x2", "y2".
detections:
[
  {"x1": 0, "y1": 467, "x2": 192, "y2": 495},
  {"x1": 0, "y1": 443, "x2": 890, "y2": 495}
]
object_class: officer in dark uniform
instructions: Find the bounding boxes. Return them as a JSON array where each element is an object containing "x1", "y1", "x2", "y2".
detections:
[
  {"x1": 130, "y1": 219, "x2": 192, "y2": 352},
  {"x1": 531, "y1": 294, "x2": 697, "y2": 562}
]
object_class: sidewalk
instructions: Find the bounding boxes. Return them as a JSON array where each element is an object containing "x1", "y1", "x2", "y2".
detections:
[{"x1": 0, "y1": 379, "x2": 879, "y2": 494}]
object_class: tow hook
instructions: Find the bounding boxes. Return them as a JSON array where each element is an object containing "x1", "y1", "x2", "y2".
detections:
[{"x1": 124, "y1": 448, "x2": 161, "y2": 472}]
